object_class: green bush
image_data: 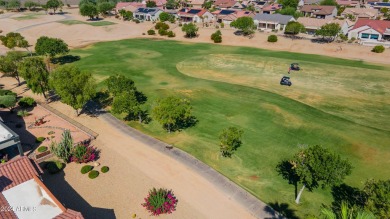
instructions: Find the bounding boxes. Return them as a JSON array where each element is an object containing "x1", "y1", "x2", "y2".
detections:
[
  {"x1": 134, "y1": 19, "x2": 140, "y2": 23},
  {"x1": 372, "y1": 45, "x2": 385, "y2": 53},
  {"x1": 155, "y1": 22, "x2": 169, "y2": 30},
  {"x1": 158, "y1": 29, "x2": 168, "y2": 36},
  {"x1": 167, "y1": 31, "x2": 175, "y2": 37},
  {"x1": 0, "y1": 90, "x2": 16, "y2": 97},
  {"x1": 81, "y1": 165, "x2": 93, "y2": 174},
  {"x1": 88, "y1": 170, "x2": 99, "y2": 179},
  {"x1": 46, "y1": 161, "x2": 64, "y2": 174},
  {"x1": 17, "y1": 110, "x2": 29, "y2": 117},
  {"x1": 268, "y1": 35, "x2": 278, "y2": 43},
  {"x1": 50, "y1": 130, "x2": 73, "y2": 162},
  {"x1": 48, "y1": 131, "x2": 55, "y2": 135},
  {"x1": 18, "y1": 97, "x2": 36, "y2": 108},
  {"x1": 220, "y1": 23, "x2": 224, "y2": 28},
  {"x1": 35, "y1": 137, "x2": 46, "y2": 143},
  {"x1": 350, "y1": 37, "x2": 356, "y2": 41},
  {"x1": 37, "y1": 146, "x2": 48, "y2": 153},
  {"x1": 101, "y1": 166, "x2": 109, "y2": 173},
  {"x1": 211, "y1": 30, "x2": 222, "y2": 43},
  {"x1": 147, "y1": 29, "x2": 156, "y2": 35}
]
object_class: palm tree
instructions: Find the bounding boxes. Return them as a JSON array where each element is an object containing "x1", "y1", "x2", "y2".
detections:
[{"x1": 321, "y1": 202, "x2": 375, "y2": 219}]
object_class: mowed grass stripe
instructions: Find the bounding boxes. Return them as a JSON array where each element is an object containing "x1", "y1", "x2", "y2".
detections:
[{"x1": 71, "y1": 39, "x2": 390, "y2": 218}]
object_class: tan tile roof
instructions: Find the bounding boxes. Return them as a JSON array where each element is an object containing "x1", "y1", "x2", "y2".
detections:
[
  {"x1": 0, "y1": 156, "x2": 42, "y2": 192},
  {"x1": 342, "y1": 8, "x2": 378, "y2": 18},
  {"x1": 297, "y1": 17, "x2": 349, "y2": 28},
  {"x1": 301, "y1": 5, "x2": 336, "y2": 15}
]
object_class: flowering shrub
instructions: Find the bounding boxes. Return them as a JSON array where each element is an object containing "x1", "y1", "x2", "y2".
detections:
[
  {"x1": 142, "y1": 188, "x2": 177, "y2": 216},
  {"x1": 70, "y1": 143, "x2": 97, "y2": 163}
]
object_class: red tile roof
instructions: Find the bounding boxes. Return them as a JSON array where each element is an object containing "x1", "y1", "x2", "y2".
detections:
[
  {"x1": 54, "y1": 209, "x2": 84, "y2": 219},
  {"x1": 0, "y1": 156, "x2": 42, "y2": 192},
  {"x1": 0, "y1": 193, "x2": 17, "y2": 219},
  {"x1": 351, "y1": 19, "x2": 390, "y2": 34}
]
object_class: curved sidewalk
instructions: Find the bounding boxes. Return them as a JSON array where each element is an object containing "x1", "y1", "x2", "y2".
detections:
[{"x1": 89, "y1": 105, "x2": 283, "y2": 219}]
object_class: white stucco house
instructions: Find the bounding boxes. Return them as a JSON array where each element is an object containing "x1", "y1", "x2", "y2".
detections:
[
  {"x1": 134, "y1": 8, "x2": 163, "y2": 21},
  {"x1": 348, "y1": 19, "x2": 390, "y2": 41},
  {"x1": 177, "y1": 8, "x2": 214, "y2": 23},
  {"x1": 253, "y1": 14, "x2": 295, "y2": 31}
]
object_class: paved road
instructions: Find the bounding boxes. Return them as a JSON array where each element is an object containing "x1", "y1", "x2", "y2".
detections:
[{"x1": 85, "y1": 102, "x2": 283, "y2": 219}]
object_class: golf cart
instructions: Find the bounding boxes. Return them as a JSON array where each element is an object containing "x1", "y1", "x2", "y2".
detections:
[
  {"x1": 290, "y1": 63, "x2": 300, "y2": 71},
  {"x1": 280, "y1": 76, "x2": 292, "y2": 86}
]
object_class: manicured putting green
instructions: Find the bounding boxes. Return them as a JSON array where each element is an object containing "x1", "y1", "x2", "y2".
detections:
[
  {"x1": 71, "y1": 39, "x2": 390, "y2": 218},
  {"x1": 58, "y1": 20, "x2": 116, "y2": 26}
]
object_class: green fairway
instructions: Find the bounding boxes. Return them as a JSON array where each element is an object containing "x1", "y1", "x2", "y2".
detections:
[
  {"x1": 71, "y1": 39, "x2": 390, "y2": 218},
  {"x1": 57, "y1": 20, "x2": 116, "y2": 26}
]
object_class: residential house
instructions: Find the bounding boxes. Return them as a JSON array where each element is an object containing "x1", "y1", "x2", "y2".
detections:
[
  {"x1": 145, "y1": 0, "x2": 167, "y2": 8},
  {"x1": 221, "y1": 11, "x2": 255, "y2": 25},
  {"x1": 297, "y1": 17, "x2": 354, "y2": 35},
  {"x1": 369, "y1": 2, "x2": 390, "y2": 10},
  {"x1": 0, "y1": 156, "x2": 84, "y2": 219},
  {"x1": 298, "y1": 0, "x2": 322, "y2": 6},
  {"x1": 300, "y1": 5, "x2": 337, "y2": 19},
  {"x1": 348, "y1": 19, "x2": 390, "y2": 41},
  {"x1": 214, "y1": 0, "x2": 236, "y2": 9},
  {"x1": 188, "y1": 0, "x2": 205, "y2": 8},
  {"x1": 262, "y1": 3, "x2": 282, "y2": 14},
  {"x1": 134, "y1": 8, "x2": 163, "y2": 21},
  {"x1": 253, "y1": 13, "x2": 295, "y2": 31},
  {"x1": 213, "y1": 9, "x2": 236, "y2": 23},
  {"x1": 178, "y1": 8, "x2": 214, "y2": 23},
  {"x1": 0, "y1": 120, "x2": 23, "y2": 156},
  {"x1": 115, "y1": 2, "x2": 143, "y2": 13},
  {"x1": 231, "y1": 1, "x2": 247, "y2": 10},
  {"x1": 341, "y1": 8, "x2": 378, "y2": 19},
  {"x1": 336, "y1": 0, "x2": 359, "y2": 7}
]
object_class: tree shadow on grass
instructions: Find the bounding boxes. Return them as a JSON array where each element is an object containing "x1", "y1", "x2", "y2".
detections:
[
  {"x1": 51, "y1": 55, "x2": 81, "y2": 65},
  {"x1": 276, "y1": 160, "x2": 300, "y2": 198},
  {"x1": 264, "y1": 202, "x2": 298, "y2": 219},
  {"x1": 331, "y1": 183, "x2": 366, "y2": 211}
]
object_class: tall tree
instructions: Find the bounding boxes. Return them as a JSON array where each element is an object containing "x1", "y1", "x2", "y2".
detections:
[
  {"x1": 0, "y1": 51, "x2": 24, "y2": 86},
  {"x1": 18, "y1": 57, "x2": 50, "y2": 99},
  {"x1": 80, "y1": 2, "x2": 99, "y2": 19},
  {"x1": 0, "y1": 32, "x2": 31, "y2": 56},
  {"x1": 320, "y1": 0, "x2": 337, "y2": 5},
  {"x1": 45, "y1": 0, "x2": 63, "y2": 13},
  {"x1": 50, "y1": 65, "x2": 96, "y2": 115},
  {"x1": 146, "y1": 0, "x2": 156, "y2": 7},
  {"x1": 35, "y1": 36, "x2": 69, "y2": 58},
  {"x1": 97, "y1": 1, "x2": 114, "y2": 16},
  {"x1": 276, "y1": 145, "x2": 352, "y2": 204},
  {"x1": 230, "y1": 17, "x2": 256, "y2": 36},
  {"x1": 284, "y1": 21, "x2": 306, "y2": 36},
  {"x1": 6, "y1": 0, "x2": 21, "y2": 10},
  {"x1": 363, "y1": 179, "x2": 390, "y2": 219},
  {"x1": 152, "y1": 96, "x2": 194, "y2": 132},
  {"x1": 278, "y1": 0, "x2": 299, "y2": 8},
  {"x1": 219, "y1": 127, "x2": 244, "y2": 157},
  {"x1": 315, "y1": 23, "x2": 341, "y2": 42},
  {"x1": 105, "y1": 74, "x2": 136, "y2": 96},
  {"x1": 24, "y1": 1, "x2": 40, "y2": 10},
  {"x1": 181, "y1": 23, "x2": 199, "y2": 38},
  {"x1": 112, "y1": 91, "x2": 144, "y2": 123}
]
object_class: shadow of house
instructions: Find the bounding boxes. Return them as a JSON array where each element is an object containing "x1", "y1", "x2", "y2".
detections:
[
  {"x1": 42, "y1": 171, "x2": 116, "y2": 219},
  {"x1": 264, "y1": 202, "x2": 298, "y2": 219}
]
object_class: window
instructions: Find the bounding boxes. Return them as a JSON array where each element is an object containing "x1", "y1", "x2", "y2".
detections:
[
  {"x1": 370, "y1": 34, "x2": 379, "y2": 40},
  {"x1": 361, "y1": 33, "x2": 369, "y2": 39}
]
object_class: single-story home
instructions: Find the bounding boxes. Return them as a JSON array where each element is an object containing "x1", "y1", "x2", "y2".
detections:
[
  {"x1": 177, "y1": 8, "x2": 214, "y2": 23},
  {"x1": 231, "y1": 1, "x2": 247, "y2": 10},
  {"x1": 221, "y1": 11, "x2": 255, "y2": 25},
  {"x1": 300, "y1": 5, "x2": 337, "y2": 19},
  {"x1": 188, "y1": 0, "x2": 204, "y2": 9},
  {"x1": 298, "y1": 0, "x2": 322, "y2": 6},
  {"x1": 297, "y1": 17, "x2": 353, "y2": 35},
  {"x1": 213, "y1": 9, "x2": 236, "y2": 23},
  {"x1": 253, "y1": 13, "x2": 295, "y2": 31},
  {"x1": 213, "y1": 0, "x2": 236, "y2": 9},
  {"x1": 262, "y1": 3, "x2": 282, "y2": 14},
  {"x1": 341, "y1": 8, "x2": 379, "y2": 20},
  {"x1": 0, "y1": 156, "x2": 84, "y2": 219},
  {"x1": 336, "y1": 0, "x2": 359, "y2": 7},
  {"x1": 348, "y1": 19, "x2": 390, "y2": 41},
  {"x1": 0, "y1": 120, "x2": 23, "y2": 156},
  {"x1": 134, "y1": 8, "x2": 163, "y2": 21},
  {"x1": 369, "y1": 2, "x2": 390, "y2": 10}
]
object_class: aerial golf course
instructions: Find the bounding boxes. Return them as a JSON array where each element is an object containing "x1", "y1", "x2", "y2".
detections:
[{"x1": 71, "y1": 39, "x2": 390, "y2": 218}]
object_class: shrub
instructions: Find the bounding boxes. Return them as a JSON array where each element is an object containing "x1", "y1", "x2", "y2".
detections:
[
  {"x1": 35, "y1": 137, "x2": 46, "y2": 143},
  {"x1": 46, "y1": 161, "x2": 64, "y2": 174},
  {"x1": 0, "y1": 90, "x2": 16, "y2": 96},
  {"x1": 134, "y1": 19, "x2": 140, "y2": 23},
  {"x1": 70, "y1": 143, "x2": 97, "y2": 163},
  {"x1": 142, "y1": 188, "x2": 178, "y2": 216},
  {"x1": 350, "y1": 37, "x2": 356, "y2": 41},
  {"x1": 50, "y1": 130, "x2": 73, "y2": 162},
  {"x1": 101, "y1": 166, "x2": 109, "y2": 173},
  {"x1": 167, "y1": 31, "x2": 175, "y2": 37},
  {"x1": 17, "y1": 110, "x2": 29, "y2": 117},
  {"x1": 220, "y1": 23, "x2": 224, "y2": 28},
  {"x1": 88, "y1": 170, "x2": 99, "y2": 179},
  {"x1": 268, "y1": 35, "x2": 278, "y2": 42},
  {"x1": 81, "y1": 165, "x2": 93, "y2": 174},
  {"x1": 147, "y1": 29, "x2": 156, "y2": 35},
  {"x1": 178, "y1": 23, "x2": 182, "y2": 27},
  {"x1": 158, "y1": 29, "x2": 168, "y2": 36},
  {"x1": 211, "y1": 30, "x2": 222, "y2": 43},
  {"x1": 155, "y1": 22, "x2": 169, "y2": 30},
  {"x1": 48, "y1": 131, "x2": 55, "y2": 135},
  {"x1": 18, "y1": 97, "x2": 36, "y2": 108},
  {"x1": 372, "y1": 45, "x2": 385, "y2": 53},
  {"x1": 37, "y1": 146, "x2": 48, "y2": 153}
]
